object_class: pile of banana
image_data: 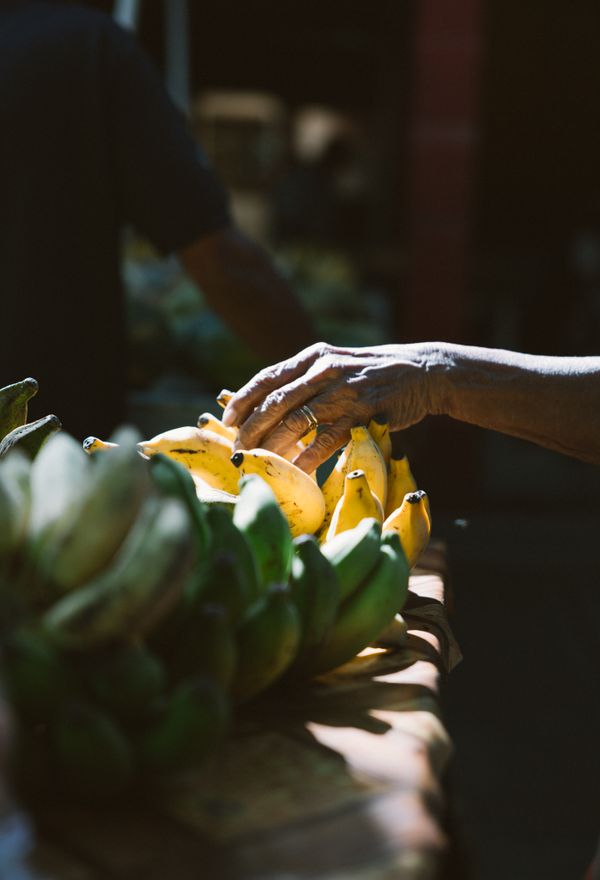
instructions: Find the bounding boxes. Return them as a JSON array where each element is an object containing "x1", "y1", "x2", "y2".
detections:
[{"x1": 0, "y1": 378, "x2": 431, "y2": 801}]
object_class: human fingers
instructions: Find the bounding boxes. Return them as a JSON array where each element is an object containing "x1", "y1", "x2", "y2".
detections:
[
  {"x1": 222, "y1": 342, "x2": 330, "y2": 428},
  {"x1": 291, "y1": 418, "x2": 356, "y2": 473},
  {"x1": 233, "y1": 360, "x2": 345, "y2": 451}
]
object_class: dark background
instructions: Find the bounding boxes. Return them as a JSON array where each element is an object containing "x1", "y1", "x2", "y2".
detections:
[{"x1": 89, "y1": 2, "x2": 600, "y2": 877}]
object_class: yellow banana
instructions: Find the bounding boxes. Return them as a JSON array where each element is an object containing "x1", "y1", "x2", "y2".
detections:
[
  {"x1": 345, "y1": 426, "x2": 387, "y2": 510},
  {"x1": 82, "y1": 436, "x2": 120, "y2": 455},
  {"x1": 318, "y1": 443, "x2": 351, "y2": 540},
  {"x1": 367, "y1": 416, "x2": 392, "y2": 466},
  {"x1": 282, "y1": 441, "x2": 317, "y2": 481},
  {"x1": 382, "y1": 489, "x2": 431, "y2": 568},
  {"x1": 139, "y1": 426, "x2": 240, "y2": 495},
  {"x1": 300, "y1": 427, "x2": 317, "y2": 447},
  {"x1": 190, "y1": 474, "x2": 237, "y2": 509},
  {"x1": 384, "y1": 454, "x2": 417, "y2": 518},
  {"x1": 216, "y1": 389, "x2": 234, "y2": 410},
  {"x1": 230, "y1": 448, "x2": 325, "y2": 537},
  {"x1": 196, "y1": 412, "x2": 238, "y2": 442},
  {"x1": 325, "y1": 469, "x2": 383, "y2": 541}
]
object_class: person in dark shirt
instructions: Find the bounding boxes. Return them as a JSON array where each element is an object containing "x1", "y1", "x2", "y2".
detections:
[{"x1": 0, "y1": 0, "x2": 315, "y2": 438}]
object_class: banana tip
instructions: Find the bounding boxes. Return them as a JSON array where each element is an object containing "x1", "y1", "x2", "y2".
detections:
[{"x1": 231, "y1": 451, "x2": 244, "y2": 468}]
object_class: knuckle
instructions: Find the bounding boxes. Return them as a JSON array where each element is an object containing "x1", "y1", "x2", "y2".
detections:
[{"x1": 263, "y1": 388, "x2": 287, "y2": 412}]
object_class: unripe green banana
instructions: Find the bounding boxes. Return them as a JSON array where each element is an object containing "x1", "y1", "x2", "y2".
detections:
[
  {"x1": 288, "y1": 534, "x2": 340, "y2": 672},
  {"x1": 26, "y1": 433, "x2": 91, "y2": 573},
  {"x1": 33, "y1": 440, "x2": 151, "y2": 597},
  {"x1": 306, "y1": 533, "x2": 409, "y2": 676},
  {"x1": 232, "y1": 473, "x2": 293, "y2": 588},
  {"x1": 198, "y1": 549, "x2": 255, "y2": 629},
  {"x1": 204, "y1": 504, "x2": 261, "y2": 607},
  {"x1": 0, "y1": 457, "x2": 30, "y2": 562},
  {"x1": 165, "y1": 602, "x2": 237, "y2": 690},
  {"x1": 232, "y1": 584, "x2": 301, "y2": 704},
  {"x1": 149, "y1": 453, "x2": 211, "y2": 558},
  {"x1": 51, "y1": 701, "x2": 134, "y2": 799},
  {"x1": 85, "y1": 643, "x2": 167, "y2": 723},
  {"x1": 320, "y1": 516, "x2": 382, "y2": 602},
  {"x1": 42, "y1": 497, "x2": 195, "y2": 650},
  {"x1": 0, "y1": 414, "x2": 61, "y2": 460},
  {"x1": 138, "y1": 676, "x2": 230, "y2": 774},
  {"x1": 0, "y1": 377, "x2": 38, "y2": 438},
  {"x1": 2, "y1": 627, "x2": 77, "y2": 720}
]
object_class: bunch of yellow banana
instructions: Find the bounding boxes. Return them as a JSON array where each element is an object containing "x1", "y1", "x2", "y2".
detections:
[{"x1": 126, "y1": 394, "x2": 432, "y2": 568}]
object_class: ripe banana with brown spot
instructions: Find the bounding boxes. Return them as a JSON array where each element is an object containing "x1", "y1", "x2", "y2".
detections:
[
  {"x1": 382, "y1": 489, "x2": 431, "y2": 568},
  {"x1": 139, "y1": 426, "x2": 240, "y2": 495},
  {"x1": 325, "y1": 469, "x2": 384, "y2": 541},
  {"x1": 231, "y1": 449, "x2": 325, "y2": 537}
]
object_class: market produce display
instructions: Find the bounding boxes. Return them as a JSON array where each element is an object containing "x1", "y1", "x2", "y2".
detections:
[{"x1": 0, "y1": 378, "x2": 431, "y2": 801}]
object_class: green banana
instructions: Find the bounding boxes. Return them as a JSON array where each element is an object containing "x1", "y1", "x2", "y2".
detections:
[
  {"x1": 232, "y1": 473, "x2": 293, "y2": 588},
  {"x1": 0, "y1": 377, "x2": 38, "y2": 438},
  {"x1": 380, "y1": 531, "x2": 410, "y2": 612},
  {"x1": 307, "y1": 533, "x2": 409, "y2": 676},
  {"x1": 51, "y1": 701, "x2": 134, "y2": 799},
  {"x1": 42, "y1": 497, "x2": 195, "y2": 650},
  {"x1": 232, "y1": 583, "x2": 301, "y2": 704},
  {"x1": 85, "y1": 643, "x2": 167, "y2": 723},
  {"x1": 33, "y1": 440, "x2": 151, "y2": 597},
  {"x1": 0, "y1": 451, "x2": 32, "y2": 610},
  {"x1": 165, "y1": 602, "x2": 237, "y2": 690},
  {"x1": 139, "y1": 676, "x2": 230, "y2": 774},
  {"x1": 2, "y1": 627, "x2": 77, "y2": 720},
  {"x1": 0, "y1": 463, "x2": 27, "y2": 563},
  {"x1": 149, "y1": 453, "x2": 210, "y2": 557},
  {"x1": 204, "y1": 503, "x2": 261, "y2": 605},
  {"x1": 288, "y1": 534, "x2": 340, "y2": 671},
  {"x1": 26, "y1": 433, "x2": 91, "y2": 564},
  {"x1": 320, "y1": 517, "x2": 382, "y2": 602},
  {"x1": 0, "y1": 413, "x2": 61, "y2": 460},
  {"x1": 198, "y1": 548, "x2": 255, "y2": 629}
]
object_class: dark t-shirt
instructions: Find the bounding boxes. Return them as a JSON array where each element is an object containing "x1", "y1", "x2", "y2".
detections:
[{"x1": 0, "y1": 0, "x2": 231, "y2": 438}]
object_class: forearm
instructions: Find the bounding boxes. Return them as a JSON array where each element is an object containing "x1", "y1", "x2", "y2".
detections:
[
  {"x1": 428, "y1": 343, "x2": 600, "y2": 464},
  {"x1": 180, "y1": 229, "x2": 316, "y2": 362}
]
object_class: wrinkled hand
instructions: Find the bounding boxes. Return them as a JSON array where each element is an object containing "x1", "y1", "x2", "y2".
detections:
[{"x1": 223, "y1": 342, "x2": 439, "y2": 472}]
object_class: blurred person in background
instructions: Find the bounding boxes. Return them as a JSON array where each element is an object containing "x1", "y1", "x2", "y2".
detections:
[{"x1": 0, "y1": 0, "x2": 315, "y2": 439}]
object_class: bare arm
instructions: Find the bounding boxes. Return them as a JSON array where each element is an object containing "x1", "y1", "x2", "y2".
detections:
[
  {"x1": 431, "y1": 343, "x2": 600, "y2": 465},
  {"x1": 178, "y1": 227, "x2": 316, "y2": 362},
  {"x1": 222, "y1": 341, "x2": 600, "y2": 471}
]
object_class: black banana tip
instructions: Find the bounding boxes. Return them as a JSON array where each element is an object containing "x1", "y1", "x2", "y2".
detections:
[
  {"x1": 406, "y1": 489, "x2": 427, "y2": 504},
  {"x1": 231, "y1": 451, "x2": 244, "y2": 468}
]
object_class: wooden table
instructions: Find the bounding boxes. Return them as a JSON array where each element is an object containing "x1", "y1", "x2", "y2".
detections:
[{"x1": 26, "y1": 540, "x2": 460, "y2": 880}]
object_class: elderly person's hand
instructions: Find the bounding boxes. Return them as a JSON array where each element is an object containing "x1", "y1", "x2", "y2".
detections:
[
  {"x1": 224, "y1": 341, "x2": 600, "y2": 470},
  {"x1": 222, "y1": 342, "x2": 442, "y2": 473}
]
